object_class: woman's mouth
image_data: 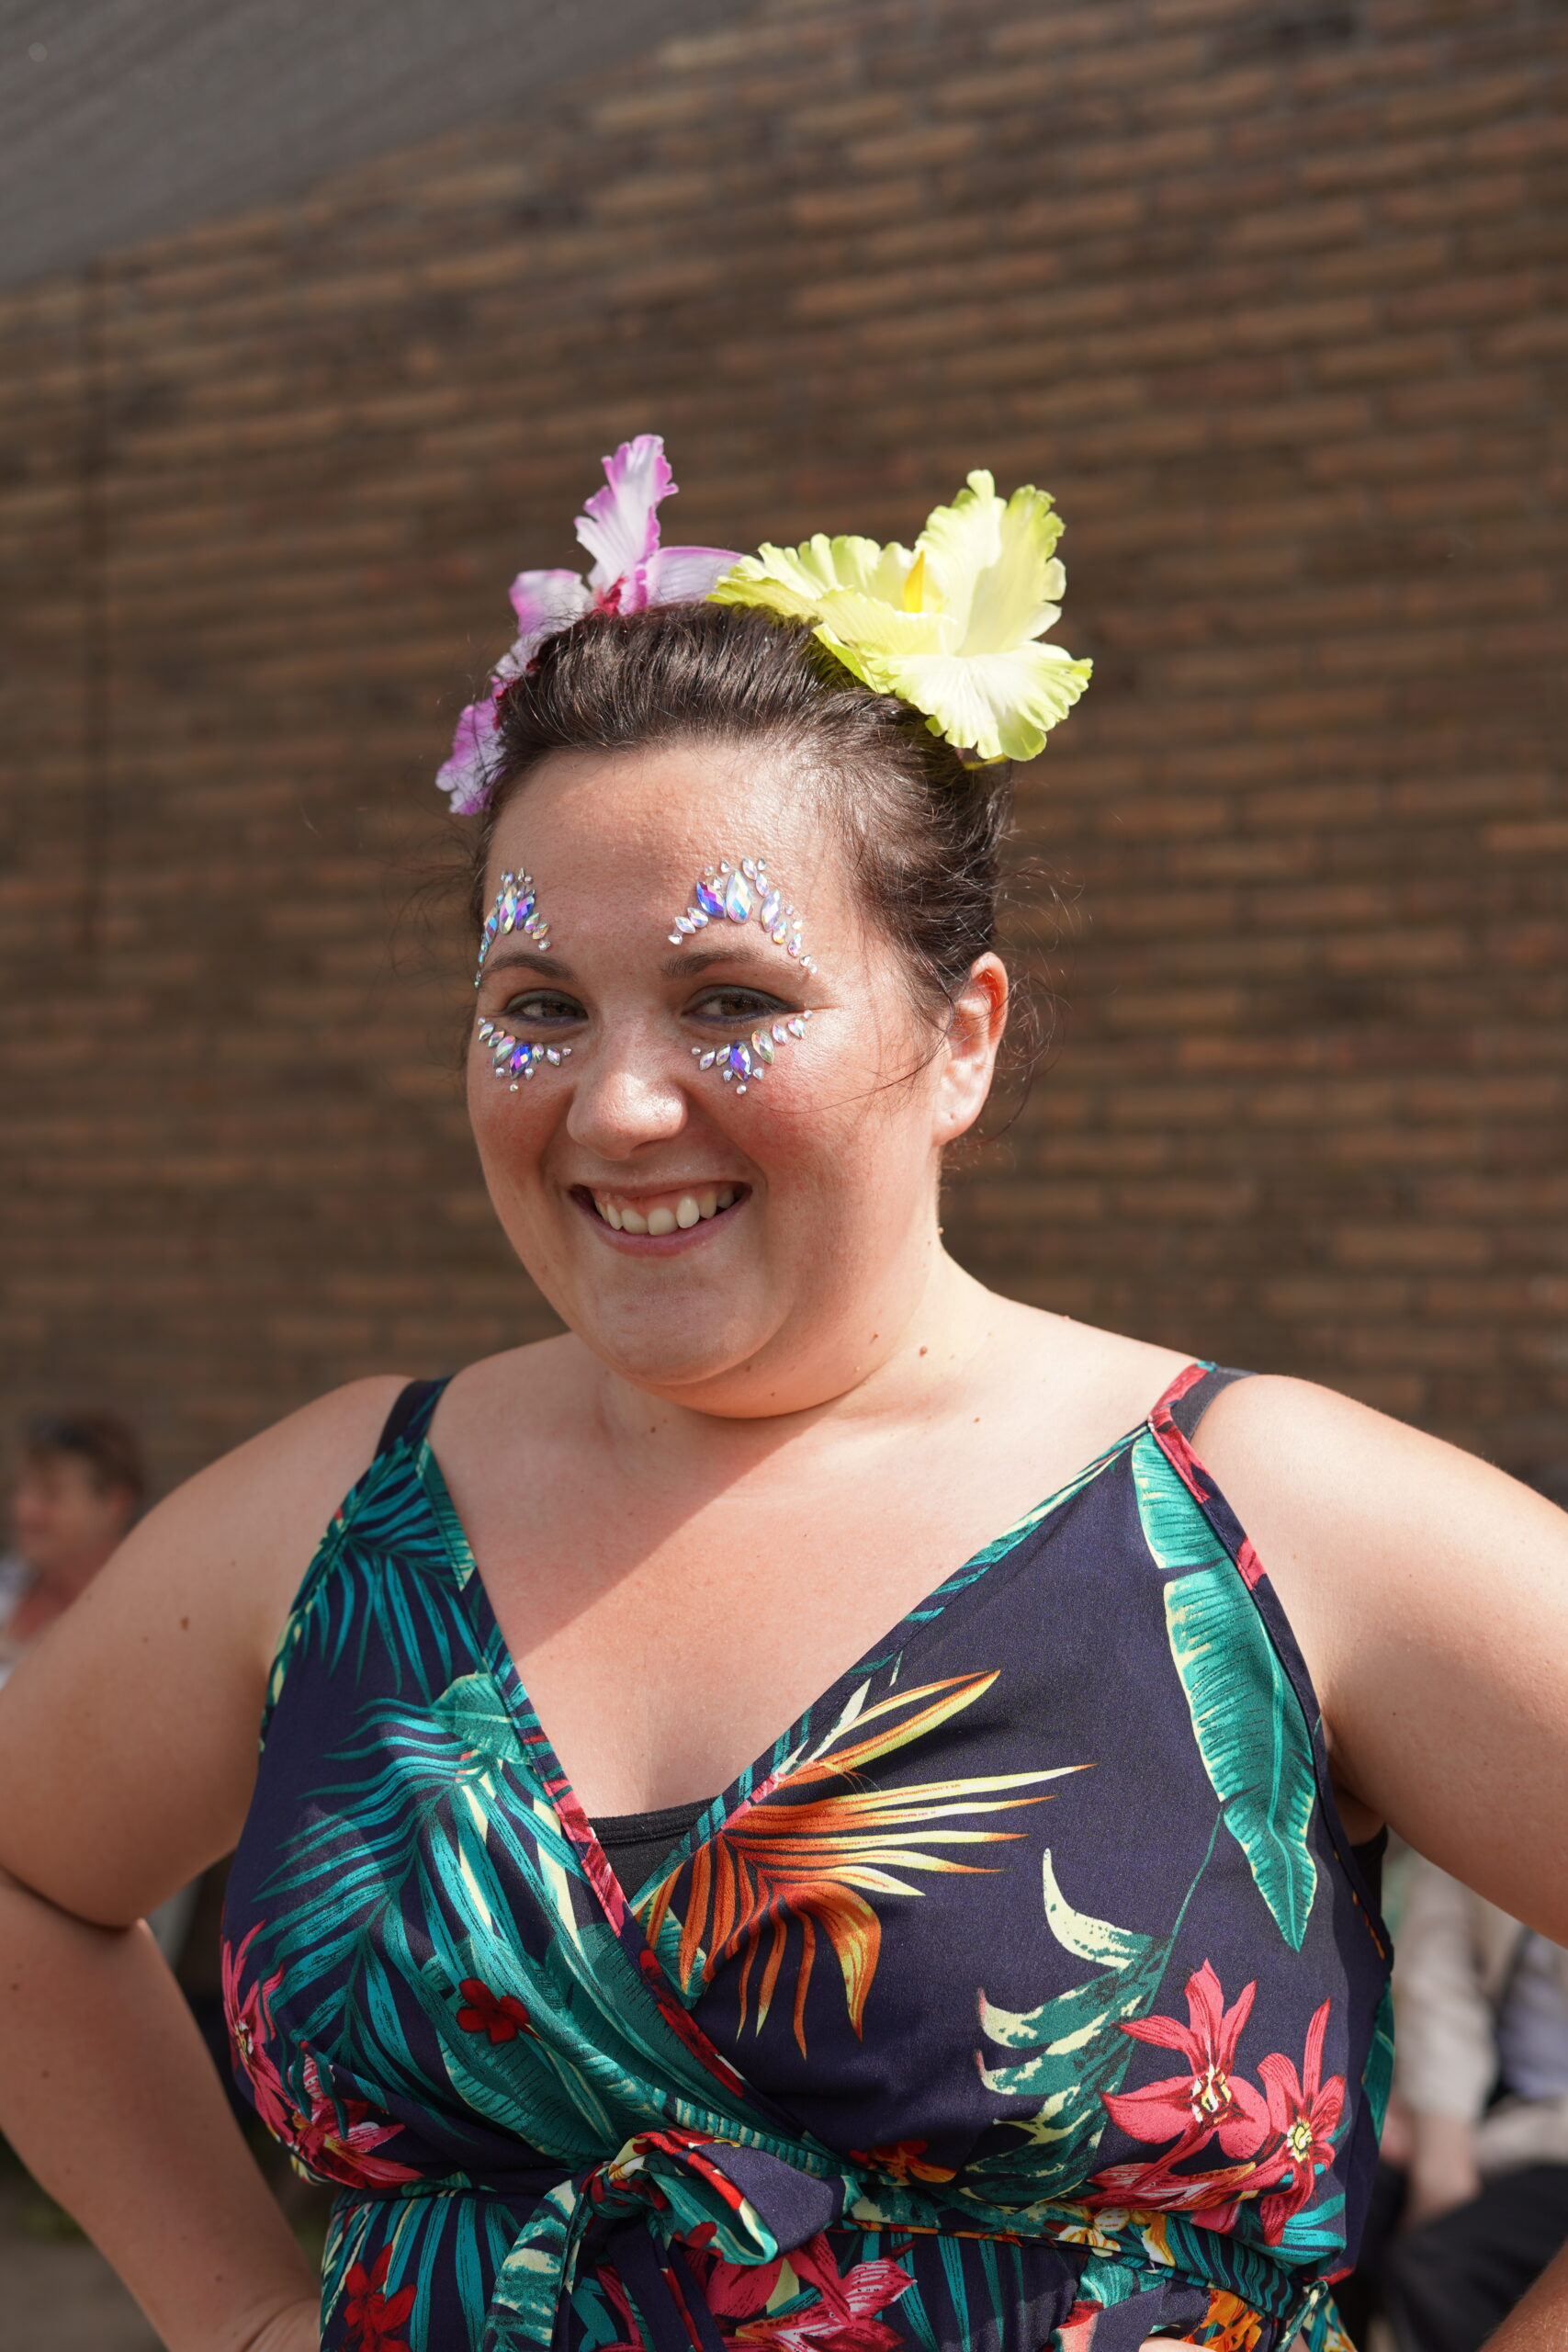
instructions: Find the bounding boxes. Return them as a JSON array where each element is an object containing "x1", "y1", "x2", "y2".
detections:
[{"x1": 576, "y1": 1183, "x2": 748, "y2": 1238}]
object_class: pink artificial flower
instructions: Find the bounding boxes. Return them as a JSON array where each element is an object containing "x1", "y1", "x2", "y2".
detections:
[
  {"x1": 436, "y1": 434, "x2": 739, "y2": 811},
  {"x1": 1101, "y1": 1961, "x2": 1269, "y2": 2162},
  {"x1": 434, "y1": 695, "x2": 502, "y2": 815}
]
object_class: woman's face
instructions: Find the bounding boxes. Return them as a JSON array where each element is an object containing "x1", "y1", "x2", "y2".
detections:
[{"x1": 468, "y1": 740, "x2": 1003, "y2": 1416}]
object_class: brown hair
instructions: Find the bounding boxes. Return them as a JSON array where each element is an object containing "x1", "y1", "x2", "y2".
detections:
[
  {"x1": 468, "y1": 602, "x2": 1021, "y2": 1045},
  {"x1": 20, "y1": 1411, "x2": 148, "y2": 1509}
]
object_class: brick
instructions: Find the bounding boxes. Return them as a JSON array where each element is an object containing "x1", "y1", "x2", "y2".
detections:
[{"x1": 0, "y1": 0, "x2": 1560, "y2": 1488}]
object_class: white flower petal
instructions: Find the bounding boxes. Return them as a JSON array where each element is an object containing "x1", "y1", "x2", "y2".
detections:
[
  {"x1": 711, "y1": 533, "x2": 917, "y2": 620},
  {"x1": 815, "y1": 590, "x2": 951, "y2": 657},
  {"x1": 917, "y1": 471, "x2": 1066, "y2": 653},
  {"x1": 639, "y1": 544, "x2": 743, "y2": 605},
  {"x1": 863, "y1": 641, "x2": 1093, "y2": 763},
  {"x1": 574, "y1": 434, "x2": 674, "y2": 590}
]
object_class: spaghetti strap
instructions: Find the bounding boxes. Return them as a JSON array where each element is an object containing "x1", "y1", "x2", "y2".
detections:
[
  {"x1": 1161, "y1": 1361, "x2": 1254, "y2": 1442},
  {"x1": 373, "y1": 1375, "x2": 446, "y2": 1459}
]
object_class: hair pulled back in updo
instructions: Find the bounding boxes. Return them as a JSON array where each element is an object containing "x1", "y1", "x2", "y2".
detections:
[{"x1": 469, "y1": 602, "x2": 1020, "y2": 1050}]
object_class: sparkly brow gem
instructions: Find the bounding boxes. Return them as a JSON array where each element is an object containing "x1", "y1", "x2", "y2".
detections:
[
  {"x1": 671, "y1": 856, "x2": 815, "y2": 1095},
  {"x1": 474, "y1": 870, "x2": 550, "y2": 987},
  {"x1": 473, "y1": 871, "x2": 568, "y2": 1090}
]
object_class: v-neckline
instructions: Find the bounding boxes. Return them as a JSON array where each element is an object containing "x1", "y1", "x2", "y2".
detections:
[{"x1": 408, "y1": 1387, "x2": 1173, "y2": 1947}]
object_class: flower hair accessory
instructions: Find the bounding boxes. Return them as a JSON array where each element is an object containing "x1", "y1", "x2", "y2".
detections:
[
  {"x1": 708, "y1": 470, "x2": 1091, "y2": 764},
  {"x1": 435, "y1": 435, "x2": 740, "y2": 812},
  {"x1": 435, "y1": 442, "x2": 1091, "y2": 807}
]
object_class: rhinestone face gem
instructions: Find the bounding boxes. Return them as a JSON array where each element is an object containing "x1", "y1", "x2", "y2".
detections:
[
  {"x1": 475, "y1": 871, "x2": 548, "y2": 984},
  {"x1": 671, "y1": 854, "x2": 817, "y2": 1099}
]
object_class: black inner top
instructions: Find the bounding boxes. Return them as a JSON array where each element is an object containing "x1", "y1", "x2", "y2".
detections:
[{"x1": 592, "y1": 1797, "x2": 711, "y2": 1896}]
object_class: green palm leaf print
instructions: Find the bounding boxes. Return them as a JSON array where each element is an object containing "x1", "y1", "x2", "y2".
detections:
[{"x1": 1134, "y1": 1433, "x2": 1319, "y2": 1951}]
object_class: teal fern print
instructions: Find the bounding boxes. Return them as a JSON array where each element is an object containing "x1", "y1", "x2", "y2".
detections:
[
  {"x1": 976, "y1": 1848, "x2": 1184, "y2": 2194},
  {"x1": 1134, "y1": 1430, "x2": 1319, "y2": 1951}
]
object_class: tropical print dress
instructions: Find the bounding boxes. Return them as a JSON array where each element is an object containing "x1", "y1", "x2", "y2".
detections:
[{"x1": 224, "y1": 1363, "x2": 1393, "y2": 2352}]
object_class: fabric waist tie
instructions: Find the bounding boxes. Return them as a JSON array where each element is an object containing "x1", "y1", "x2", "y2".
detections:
[{"x1": 356, "y1": 2129, "x2": 1328, "y2": 2352}]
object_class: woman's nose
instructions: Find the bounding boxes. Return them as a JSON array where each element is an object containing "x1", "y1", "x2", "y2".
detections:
[{"x1": 564, "y1": 1028, "x2": 690, "y2": 1159}]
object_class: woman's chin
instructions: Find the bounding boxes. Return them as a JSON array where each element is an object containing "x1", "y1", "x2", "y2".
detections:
[{"x1": 587, "y1": 1322, "x2": 770, "y2": 1397}]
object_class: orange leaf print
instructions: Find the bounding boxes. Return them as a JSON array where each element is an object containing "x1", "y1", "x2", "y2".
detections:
[{"x1": 640, "y1": 1670, "x2": 1082, "y2": 2053}]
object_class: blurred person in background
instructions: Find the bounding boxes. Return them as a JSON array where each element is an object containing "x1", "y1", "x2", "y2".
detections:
[
  {"x1": 0, "y1": 1412, "x2": 147, "y2": 1676},
  {"x1": 1381, "y1": 1855, "x2": 1568, "y2": 2352},
  {"x1": 0, "y1": 1413, "x2": 194, "y2": 1966}
]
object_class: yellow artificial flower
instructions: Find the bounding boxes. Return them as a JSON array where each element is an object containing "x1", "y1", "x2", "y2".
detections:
[{"x1": 710, "y1": 470, "x2": 1092, "y2": 763}]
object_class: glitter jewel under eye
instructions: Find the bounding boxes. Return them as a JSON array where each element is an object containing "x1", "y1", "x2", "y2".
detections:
[
  {"x1": 473, "y1": 871, "x2": 570, "y2": 1091},
  {"x1": 669, "y1": 856, "x2": 815, "y2": 1095}
]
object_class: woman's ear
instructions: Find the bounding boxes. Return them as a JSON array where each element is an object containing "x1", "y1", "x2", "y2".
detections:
[{"x1": 936, "y1": 953, "x2": 1009, "y2": 1144}]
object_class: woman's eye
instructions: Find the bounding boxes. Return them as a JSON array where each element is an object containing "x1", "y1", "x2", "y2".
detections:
[
  {"x1": 692, "y1": 989, "x2": 789, "y2": 1024},
  {"x1": 498, "y1": 991, "x2": 583, "y2": 1025}
]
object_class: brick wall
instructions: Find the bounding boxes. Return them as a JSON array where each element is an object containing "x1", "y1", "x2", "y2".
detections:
[{"x1": 0, "y1": 0, "x2": 1563, "y2": 1495}]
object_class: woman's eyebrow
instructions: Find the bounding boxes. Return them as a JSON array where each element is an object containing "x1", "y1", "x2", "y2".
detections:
[
  {"x1": 478, "y1": 945, "x2": 572, "y2": 980},
  {"x1": 660, "y1": 944, "x2": 789, "y2": 978}
]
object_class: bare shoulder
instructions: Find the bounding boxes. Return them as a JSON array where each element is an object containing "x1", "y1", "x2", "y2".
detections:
[
  {"x1": 1187, "y1": 1371, "x2": 1562, "y2": 1559},
  {"x1": 431, "y1": 1333, "x2": 594, "y2": 1453},
  {"x1": 1186, "y1": 1374, "x2": 1568, "y2": 1928},
  {"x1": 148, "y1": 1373, "x2": 412, "y2": 1632},
  {"x1": 972, "y1": 1292, "x2": 1195, "y2": 1425}
]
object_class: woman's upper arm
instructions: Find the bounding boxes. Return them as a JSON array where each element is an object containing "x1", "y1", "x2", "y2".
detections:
[
  {"x1": 1194, "y1": 1374, "x2": 1568, "y2": 1940},
  {"x1": 0, "y1": 1374, "x2": 406, "y2": 1927}
]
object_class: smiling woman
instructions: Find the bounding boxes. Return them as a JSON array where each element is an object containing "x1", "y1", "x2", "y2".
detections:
[{"x1": 0, "y1": 439, "x2": 1565, "y2": 2352}]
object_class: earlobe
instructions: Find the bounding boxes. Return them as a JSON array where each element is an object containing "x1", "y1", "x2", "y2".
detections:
[{"x1": 939, "y1": 955, "x2": 1010, "y2": 1138}]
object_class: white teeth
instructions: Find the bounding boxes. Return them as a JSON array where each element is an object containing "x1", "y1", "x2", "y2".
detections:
[{"x1": 594, "y1": 1186, "x2": 741, "y2": 1231}]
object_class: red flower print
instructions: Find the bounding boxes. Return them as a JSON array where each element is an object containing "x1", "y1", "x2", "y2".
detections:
[
  {"x1": 285, "y1": 2052, "x2": 423, "y2": 2190},
  {"x1": 344, "y1": 2245, "x2": 416, "y2": 2352},
  {"x1": 221, "y1": 1927, "x2": 289, "y2": 2138},
  {"x1": 1254, "y1": 1997, "x2": 1345, "y2": 2244},
  {"x1": 1084, "y1": 2149, "x2": 1268, "y2": 2233},
  {"x1": 1102, "y1": 1962, "x2": 1269, "y2": 2162},
  {"x1": 456, "y1": 1976, "x2": 534, "y2": 2043},
  {"x1": 1089, "y1": 1995, "x2": 1346, "y2": 2247},
  {"x1": 847, "y1": 2139, "x2": 957, "y2": 2187},
  {"x1": 223, "y1": 1934, "x2": 419, "y2": 2191},
  {"x1": 696, "y1": 2232, "x2": 913, "y2": 2350}
]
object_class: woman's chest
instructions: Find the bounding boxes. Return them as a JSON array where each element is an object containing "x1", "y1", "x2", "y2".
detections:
[{"x1": 469, "y1": 1478, "x2": 1023, "y2": 1815}]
